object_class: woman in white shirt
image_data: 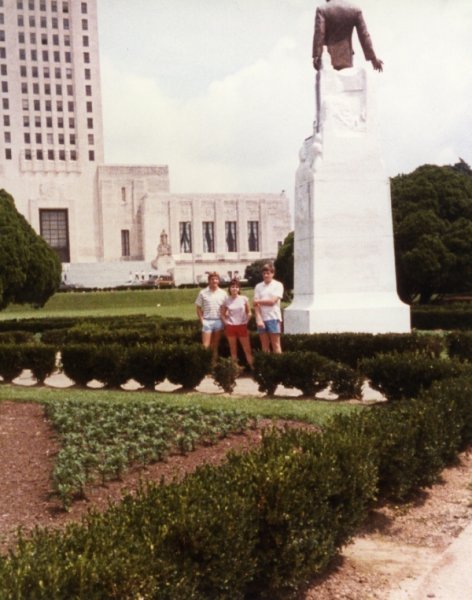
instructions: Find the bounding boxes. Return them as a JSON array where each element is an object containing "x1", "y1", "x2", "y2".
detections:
[
  {"x1": 220, "y1": 279, "x2": 254, "y2": 369},
  {"x1": 253, "y1": 263, "x2": 284, "y2": 353}
]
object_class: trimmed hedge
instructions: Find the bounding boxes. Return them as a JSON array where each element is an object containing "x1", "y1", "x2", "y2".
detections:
[
  {"x1": 0, "y1": 343, "x2": 56, "y2": 384},
  {"x1": 359, "y1": 351, "x2": 472, "y2": 401},
  {"x1": 253, "y1": 351, "x2": 362, "y2": 398},
  {"x1": 411, "y1": 305, "x2": 472, "y2": 330},
  {"x1": 282, "y1": 332, "x2": 444, "y2": 368},
  {"x1": 447, "y1": 331, "x2": 472, "y2": 361}
]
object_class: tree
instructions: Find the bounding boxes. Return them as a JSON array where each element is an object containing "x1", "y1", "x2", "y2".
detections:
[
  {"x1": 391, "y1": 163, "x2": 472, "y2": 303},
  {"x1": 244, "y1": 259, "x2": 272, "y2": 287},
  {"x1": 274, "y1": 231, "x2": 294, "y2": 293},
  {"x1": 0, "y1": 189, "x2": 61, "y2": 309}
]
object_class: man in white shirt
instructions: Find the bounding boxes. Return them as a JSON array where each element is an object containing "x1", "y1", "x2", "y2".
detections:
[
  {"x1": 253, "y1": 263, "x2": 284, "y2": 353},
  {"x1": 195, "y1": 272, "x2": 227, "y2": 365}
]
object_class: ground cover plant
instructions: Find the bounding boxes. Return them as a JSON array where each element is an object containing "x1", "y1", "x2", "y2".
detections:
[{"x1": 45, "y1": 397, "x2": 257, "y2": 509}]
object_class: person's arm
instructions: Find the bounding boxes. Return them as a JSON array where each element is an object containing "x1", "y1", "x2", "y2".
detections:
[
  {"x1": 196, "y1": 305, "x2": 204, "y2": 323},
  {"x1": 220, "y1": 302, "x2": 228, "y2": 325},
  {"x1": 245, "y1": 297, "x2": 251, "y2": 319}
]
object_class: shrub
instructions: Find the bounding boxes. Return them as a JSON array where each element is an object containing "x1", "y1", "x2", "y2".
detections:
[
  {"x1": 90, "y1": 344, "x2": 130, "y2": 389},
  {"x1": 0, "y1": 344, "x2": 23, "y2": 383},
  {"x1": 212, "y1": 357, "x2": 239, "y2": 393},
  {"x1": 359, "y1": 351, "x2": 471, "y2": 401},
  {"x1": 166, "y1": 344, "x2": 212, "y2": 390},
  {"x1": 0, "y1": 331, "x2": 35, "y2": 344},
  {"x1": 411, "y1": 305, "x2": 472, "y2": 331},
  {"x1": 60, "y1": 344, "x2": 96, "y2": 387},
  {"x1": 22, "y1": 344, "x2": 57, "y2": 384},
  {"x1": 447, "y1": 331, "x2": 472, "y2": 361},
  {"x1": 127, "y1": 345, "x2": 168, "y2": 390}
]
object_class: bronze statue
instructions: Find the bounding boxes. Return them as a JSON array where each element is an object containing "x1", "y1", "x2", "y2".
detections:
[{"x1": 312, "y1": 0, "x2": 383, "y2": 72}]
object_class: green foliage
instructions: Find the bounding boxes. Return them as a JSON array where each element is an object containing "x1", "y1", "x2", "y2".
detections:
[
  {"x1": 60, "y1": 344, "x2": 96, "y2": 386},
  {"x1": 0, "y1": 189, "x2": 61, "y2": 310},
  {"x1": 212, "y1": 357, "x2": 240, "y2": 393},
  {"x1": 411, "y1": 305, "x2": 472, "y2": 330},
  {"x1": 274, "y1": 230, "x2": 294, "y2": 292},
  {"x1": 360, "y1": 351, "x2": 472, "y2": 401},
  {"x1": 22, "y1": 344, "x2": 57, "y2": 383},
  {"x1": 447, "y1": 331, "x2": 472, "y2": 361},
  {"x1": 126, "y1": 344, "x2": 168, "y2": 389},
  {"x1": 253, "y1": 351, "x2": 363, "y2": 399},
  {"x1": 243, "y1": 258, "x2": 272, "y2": 287},
  {"x1": 0, "y1": 344, "x2": 23, "y2": 383},
  {"x1": 391, "y1": 164, "x2": 472, "y2": 303},
  {"x1": 1, "y1": 373, "x2": 471, "y2": 598},
  {"x1": 166, "y1": 344, "x2": 212, "y2": 390},
  {"x1": 283, "y1": 332, "x2": 444, "y2": 367},
  {"x1": 46, "y1": 398, "x2": 254, "y2": 510}
]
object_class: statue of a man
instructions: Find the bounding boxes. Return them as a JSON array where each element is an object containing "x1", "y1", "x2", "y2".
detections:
[{"x1": 312, "y1": 0, "x2": 383, "y2": 72}]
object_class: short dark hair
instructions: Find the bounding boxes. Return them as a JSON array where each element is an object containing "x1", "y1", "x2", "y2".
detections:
[
  {"x1": 262, "y1": 262, "x2": 275, "y2": 274},
  {"x1": 228, "y1": 278, "x2": 241, "y2": 294},
  {"x1": 207, "y1": 271, "x2": 220, "y2": 282}
]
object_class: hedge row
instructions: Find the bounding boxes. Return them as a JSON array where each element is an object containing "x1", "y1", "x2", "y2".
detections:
[
  {"x1": 411, "y1": 305, "x2": 472, "y2": 330},
  {"x1": 61, "y1": 343, "x2": 211, "y2": 390},
  {"x1": 0, "y1": 376, "x2": 470, "y2": 598},
  {"x1": 0, "y1": 343, "x2": 57, "y2": 383}
]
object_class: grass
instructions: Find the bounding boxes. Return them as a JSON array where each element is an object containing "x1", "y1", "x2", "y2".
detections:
[
  {"x1": 0, "y1": 288, "x2": 256, "y2": 321},
  {"x1": 0, "y1": 385, "x2": 359, "y2": 426}
]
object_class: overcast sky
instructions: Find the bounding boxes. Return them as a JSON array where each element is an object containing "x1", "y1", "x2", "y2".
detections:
[{"x1": 97, "y1": 0, "x2": 472, "y2": 197}]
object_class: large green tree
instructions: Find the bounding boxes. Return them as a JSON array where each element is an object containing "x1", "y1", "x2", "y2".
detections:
[
  {"x1": 391, "y1": 163, "x2": 472, "y2": 303},
  {"x1": 0, "y1": 189, "x2": 61, "y2": 309}
]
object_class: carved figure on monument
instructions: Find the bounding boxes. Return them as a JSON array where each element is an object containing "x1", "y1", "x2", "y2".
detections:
[
  {"x1": 151, "y1": 229, "x2": 175, "y2": 273},
  {"x1": 312, "y1": 0, "x2": 383, "y2": 72}
]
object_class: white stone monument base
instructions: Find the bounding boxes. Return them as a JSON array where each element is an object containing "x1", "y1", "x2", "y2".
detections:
[{"x1": 284, "y1": 293, "x2": 410, "y2": 334}]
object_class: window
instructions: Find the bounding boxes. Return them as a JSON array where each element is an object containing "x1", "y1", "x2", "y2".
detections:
[
  {"x1": 121, "y1": 230, "x2": 130, "y2": 257},
  {"x1": 84, "y1": 68, "x2": 91, "y2": 80},
  {"x1": 202, "y1": 222, "x2": 215, "y2": 253},
  {"x1": 1, "y1": 80, "x2": 7, "y2": 92},
  {"x1": 5, "y1": 148, "x2": 11, "y2": 159},
  {"x1": 82, "y1": 35, "x2": 89, "y2": 47},
  {"x1": 23, "y1": 115, "x2": 30, "y2": 127},
  {"x1": 86, "y1": 101, "x2": 92, "y2": 112},
  {"x1": 24, "y1": 132, "x2": 30, "y2": 143},
  {"x1": 1, "y1": 65, "x2": 7, "y2": 76},
  {"x1": 248, "y1": 221, "x2": 260, "y2": 252},
  {"x1": 225, "y1": 221, "x2": 237, "y2": 252},
  {"x1": 81, "y1": 2, "x2": 87, "y2": 14},
  {"x1": 20, "y1": 65, "x2": 27, "y2": 76},
  {"x1": 47, "y1": 149, "x2": 54, "y2": 160},
  {"x1": 88, "y1": 149, "x2": 94, "y2": 161},
  {"x1": 121, "y1": 187, "x2": 126, "y2": 202},
  {"x1": 3, "y1": 114, "x2": 9, "y2": 126},
  {"x1": 4, "y1": 131, "x2": 10, "y2": 143},
  {"x1": 87, "y1": 117, "x2": 93, "y2": 128},
  {"x1": 179, "y1": 222, "x2": 192, "y2": 253},
  {"x1": 25, "y1": 149, "x2": 32, "y2": 160},
  {"x1": 83, "y1": 52, "x2": 90, "y2": 63},
  {"x1": 85, "y1": 84, "x2": 91, "y2": 96},
  {"x1": 87, "y1": 134, "x2": 94, "y2": 145},
  {"x1": 21, "y1": 82, "x2": 28, "y2": 93},
  {"x1": 35, "y1": 132, "x2": 42, "y2": 144},
  {"x1": 39, "y1": 209, "x2": 70, "y2": 262},
  {"x1": 82, "y1": 19, "x2": 88, "y2": 30},
  {"x1": 2, "y1": 98, "x2": 9, "y2": 109}
]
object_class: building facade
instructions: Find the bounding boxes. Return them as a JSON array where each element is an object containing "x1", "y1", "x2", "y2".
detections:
[{"x1": 0, "y1": 0, "x2": 291, "y2": 285}]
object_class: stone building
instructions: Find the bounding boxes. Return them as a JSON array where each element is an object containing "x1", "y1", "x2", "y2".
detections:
[{"x1": 0, "y1": 0, "x2": 291, "y2": 286}]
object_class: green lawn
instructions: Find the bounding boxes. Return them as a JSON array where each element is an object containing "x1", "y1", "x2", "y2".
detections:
[
  {"x1": 0, "y1": 288, "x2": 231, "y2": 321},
  {"x1": 0, "y1": 385, "x2": 358, "y2": 426}
]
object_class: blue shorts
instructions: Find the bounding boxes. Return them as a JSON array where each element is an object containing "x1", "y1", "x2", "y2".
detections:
[
  {"x1": 257, "y1": 319, "x2": 281, "y2": 334},
  {"x1": 202, "y1": 318, "x2": 224, "y2": 333}
]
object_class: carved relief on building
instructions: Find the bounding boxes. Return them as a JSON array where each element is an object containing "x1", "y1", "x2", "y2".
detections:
[
  {"x1": 224, "y1": 201, "x2": 237, "y2": 220},
  {"x1": 246, "y1": 201, "x2": 259, "y2": 220},
  {"x1": 179, "y1": 201, "x2": 193, "y2": 220},
  {"x1": 38, "y1": 182, "x2": 65, "y2": 202},
  {"x1": 201, "y1": 202, "x2": 215, "y2": 220}
]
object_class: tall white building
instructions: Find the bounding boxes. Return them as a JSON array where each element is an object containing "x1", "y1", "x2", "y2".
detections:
[{"x1": 0, "y1": 0, "x2": 291, "y2": 285}]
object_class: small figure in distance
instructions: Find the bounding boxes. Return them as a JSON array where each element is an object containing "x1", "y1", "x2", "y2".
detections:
[
  {"x1": 220, "y1": 279, "x2": 254, "y2": 371},
  {"x1": 312, "y1": 0, "x2": 383, "y2": 72},
  {"x1": 195, "y1": 272, "x2": 227, "y2": 366},
  {"x1": 253, "y1": 263, "x2": 284, "y2": 354}
]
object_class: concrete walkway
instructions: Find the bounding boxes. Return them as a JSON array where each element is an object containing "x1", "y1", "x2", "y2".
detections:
[{"x1": 389, "y1": 520, "x2": 472, "y2": 599}]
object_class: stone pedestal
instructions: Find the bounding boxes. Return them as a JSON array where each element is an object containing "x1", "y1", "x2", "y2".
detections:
[{"x1": 284, "y1": 60, "x2": 410, "y2": 334}]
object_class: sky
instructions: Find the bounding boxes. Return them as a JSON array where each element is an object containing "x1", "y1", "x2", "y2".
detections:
[{"x1": 97, "y1": 0, "x2": 472, "y2": 198}]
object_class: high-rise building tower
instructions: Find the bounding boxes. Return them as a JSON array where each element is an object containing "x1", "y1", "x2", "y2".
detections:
[{"x1": 0, "y1": 0, "x2": 103, "y2": 262}]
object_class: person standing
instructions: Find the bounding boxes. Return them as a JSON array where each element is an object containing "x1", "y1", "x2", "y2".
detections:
[
  {"x1": 221, "y1": 279, "x2": 254, "y2": 370},
  {"x1": 253, "y1": 263, "x2": 284, "y2": 353},
  {"x1": 195, "y1": 272, "x2": 226, "y2": 365}
]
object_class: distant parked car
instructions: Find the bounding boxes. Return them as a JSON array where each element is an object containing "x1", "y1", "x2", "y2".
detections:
[{"x1": 156, "y1": 274, "x2": 175, "y2": 289}]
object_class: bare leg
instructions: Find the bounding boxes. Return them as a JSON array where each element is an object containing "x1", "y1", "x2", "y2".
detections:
[
  {"x1": 269, "y1": 333, "x2": 282, "y2": 354},
  {"x1": 227, "y1": 336, "x2": 239, "y2": 363},
  {"x1": 239, "y1": 336, "x2": 254, "y2": 367},
  {"x1": 259, "y1": 332, "x2": 271, "y2": 352},
  {"x1": 210, "y1": 330, "x2": 222, "y2": 365},
  {"x1": 202, "y1": 331, "x2": 212, "y2": 348}
]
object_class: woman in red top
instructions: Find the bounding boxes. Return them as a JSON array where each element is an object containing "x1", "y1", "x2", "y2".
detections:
[{"x1": 220, "y1": 279, "x2": 254, "y2": 370}]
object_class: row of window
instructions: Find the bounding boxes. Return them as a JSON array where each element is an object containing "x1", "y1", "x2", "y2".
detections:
[
  {"x1": 16, "y1": 15, "x2": 88, "y2": 30},
  {"x1": 178, "y1": 221, "x2": 260, "y2": 254},
  {"x1": 16, "y1": 1, "x2": 86, "y2": 13},
  {"x1": 23, "y1": 148, "x2": 94, "y2": 161},
  {"x1": 18, "y1": 32, "x2": 89, "y2": 47}
]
